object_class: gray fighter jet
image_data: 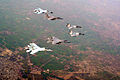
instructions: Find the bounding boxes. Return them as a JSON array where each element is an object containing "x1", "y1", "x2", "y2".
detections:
[
  {"x1": 45, "y1": 13, "x2": 63, "y2": 20},
  {"x1": 47, "y1": 36, "x2": 70, "y2": 44},
  {"x1": 66, "y1": 23, "x2": 82, "y2": 29},
  {"x1": 69, "y1": 30, "x2": 84, "y2": 37}
]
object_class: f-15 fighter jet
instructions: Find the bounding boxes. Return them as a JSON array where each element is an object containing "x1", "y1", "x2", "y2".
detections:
[
  {"x1": 25, "y1": 43, "x2": 52, "y2": 54},
  {"x1": 69, "y1": 30, "x2": 84, "y2": 37},
  {"x1": 47, "y1": 36, "x2": 70, "y2": 44},
  {"x1": 45, "y1": 13, "x2": 63, "y2": 20},
  {"x1": 34, "y1": 8, "x2": 53, "y2": 14},
  {"x1": 66, "y1": 23, "x2": 82, "y2": 29}
]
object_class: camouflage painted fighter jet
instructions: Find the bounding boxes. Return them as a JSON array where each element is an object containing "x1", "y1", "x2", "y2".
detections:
[
  {"x1": 25, "y1": 43, "x2": 52, "y2": 54},
  {"x1": 47, "y1": 36, "x2": 70, "y2": 44},
  {"x1": 45, "y1": 13, "x2": 63, "y2": 20}
]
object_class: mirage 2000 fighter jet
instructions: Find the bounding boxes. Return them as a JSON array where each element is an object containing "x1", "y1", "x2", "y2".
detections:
[
  {"x1": 66, "y1": 23, "x2": 82, "y2": 29},
  {"x1": 69, "y1": 30, "x2": 84, "y2": 37},
  {"x1": 34, "y1": 8, "x2": 53, "y2": 14}
]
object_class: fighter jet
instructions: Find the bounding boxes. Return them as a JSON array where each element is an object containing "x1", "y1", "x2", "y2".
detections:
[
  {"x1": 66, "y1": 23, "x2": 82, "y2": 29},
  {"x1": 45, "y1": 13, "x2": 63, "y2": 20},
  {"x1": 34, "y1": 8, "x2": 53, "y2": 14},
  {"x1": 25, "y1": 43, "x2": 52, "y2": 54},
  {"x1": 47, "y1": 36, "x2": 70, "y2": 44},
  {"x1": 69, "y1": 30, "x2": 84, "y2": 37}
]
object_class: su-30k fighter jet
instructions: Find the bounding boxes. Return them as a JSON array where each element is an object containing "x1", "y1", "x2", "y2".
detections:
[
  {"x1": 47, "y1": 36, "x2": 70, "y2": 45},
  {"x1": 25, "y1": 43, "x2": 52, "y2": 54},
  {"x1": 34, "y1": 8, "x2": 53, "y2": 14}
]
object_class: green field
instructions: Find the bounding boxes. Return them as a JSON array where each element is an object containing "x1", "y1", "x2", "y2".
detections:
[{"x1": 0, "y1": 0, "x2": 120, "y2": 70}]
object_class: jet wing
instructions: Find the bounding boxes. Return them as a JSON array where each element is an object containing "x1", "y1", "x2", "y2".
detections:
[
  {"x1": 26, "y1": 45, "x2": 33, "y2": 52},
  {"x1": 29, "y1": 43, "x2": 40, "y2": 50},
  {"x1": 30, "y1": 49, "x2": 39, "y2": 54}
]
